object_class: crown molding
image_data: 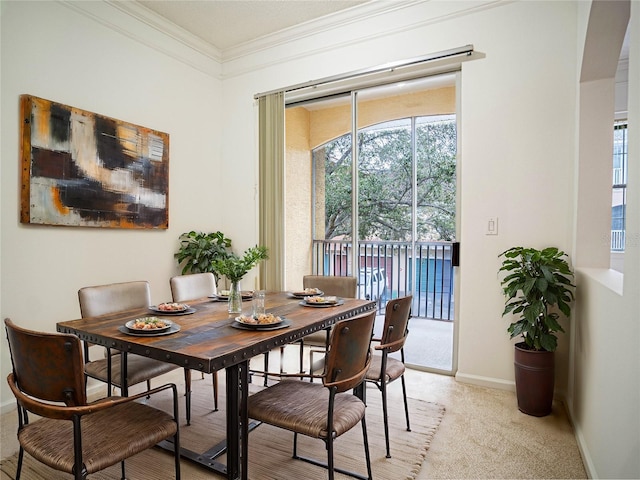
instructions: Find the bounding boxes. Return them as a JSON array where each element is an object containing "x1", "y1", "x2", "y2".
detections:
[
  {"x1": 222, "y1": 0, "x2": 422, "y2": 62},
  {"x1": 224, "y1": 0, "x2": 508, "y2": 67},
  {"x1": 60, "y1": 0, "x2": 222, "y2": 78},
  {"x1": 222, "y1": 0, "x2": 506, "y2": 79},
  {"x1": 61, "y1": 0, "x2": 506, "y2": 80},
  {"x1": 108, "y1": 0, "x2": 223, "y2": 62}
]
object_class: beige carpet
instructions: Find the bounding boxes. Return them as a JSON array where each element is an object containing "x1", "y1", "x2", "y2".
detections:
[
  {"x1": 415, "y1": 372, "x2": 587, "y2": 479},
  {"x1": 0, "y1": 374, "x2": 444, "y2": 480}
]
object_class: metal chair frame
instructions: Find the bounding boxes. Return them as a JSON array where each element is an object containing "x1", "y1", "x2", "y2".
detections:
[
  {"x1": 79, "y1": 281, "x2": 193, "y2": 424},
  {"x1": 248, "y1": 311, "x2": 375, "y2": 480},
  {"x1": 366, "y1": 294, "x2": 412, "y2": 458},
  {"x1": 302, "y1": 275, "x2": 358, "y2": 378},
  {"x1": 4, "y1": 318, "x2": 181, "y2": 480}
]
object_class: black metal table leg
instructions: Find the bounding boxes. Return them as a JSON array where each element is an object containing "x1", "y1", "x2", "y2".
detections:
[
  {"x1": 157, "y1": 361, "x2": 257, "y2": 480},
  {"x1": 226, "y1": 363, "x2": 241, "y2": 479}
]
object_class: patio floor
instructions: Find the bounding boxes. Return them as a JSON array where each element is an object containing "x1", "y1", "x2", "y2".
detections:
[{"x1": 373, "y1": 314, "x2": 454, "y2": 372}]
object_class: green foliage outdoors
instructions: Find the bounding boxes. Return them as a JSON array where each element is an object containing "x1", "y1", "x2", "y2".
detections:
[
  {"x1": 315, "y1": 116, "x2": 457, "y2": 241},
  {"x1": 499, "y1": 247, "x2": 575, "y2": 352},
  {"x1": 212, "y1": 246, "x2": 269, "y2": 283},
  {"x1": 174, "y1": 231, "x2": 232, "y2": 280}
]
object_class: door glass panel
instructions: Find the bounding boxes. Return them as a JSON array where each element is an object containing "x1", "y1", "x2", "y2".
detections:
[
  {"x1": 309, "y1": 99, "x2": 352, "y2": 277},
  {"x1": 287, "y1": 74, "x2": 457, "y2": 374},
  {"x1": 413, "y1": 114, "x2": 456, "y2": 371},
  {"x1": 357, "y1": 118, "x2": 412, "y2": 303},
  {"x1": 415, "y1": 115, "x2": 457, "y2": 242}
]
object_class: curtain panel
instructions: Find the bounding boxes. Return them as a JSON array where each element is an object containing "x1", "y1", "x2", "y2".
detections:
[{"x1": 258, "y1": 92, "x2": 285, "y2": 290}]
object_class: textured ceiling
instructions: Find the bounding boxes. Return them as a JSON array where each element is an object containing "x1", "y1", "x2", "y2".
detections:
[{"x1": 136, "y1": 0, "x2": 369, "y2": 51}]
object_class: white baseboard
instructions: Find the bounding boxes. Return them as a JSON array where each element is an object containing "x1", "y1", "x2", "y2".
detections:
[
  {"x1": 455, "y1": 372, "x2": 516, "y2": 391},
  {"x1": 572, "y1": 423, "x2": 596, "y2": 478},
  {"x1": 1, "y1": 400, "x2": 17, "y2": 416},
  {"x1": 564, "y1": 399, "x2": 596, "y2": 479}
]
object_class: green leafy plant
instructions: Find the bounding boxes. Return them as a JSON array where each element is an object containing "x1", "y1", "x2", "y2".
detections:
[
  {"x1": 498, "y1": 246, "x2": 575, "y2": 352},
  {"x1": 174, "y1": 231, "x2": 232, "y2": 280},
  {"x1": 212, "y1": 246, "x2": 269, "y2": 283}
]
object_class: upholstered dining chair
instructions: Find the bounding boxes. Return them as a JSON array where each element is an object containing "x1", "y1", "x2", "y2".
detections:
[
  {"x1": 302, "y1": 275, "x2": 358, "y2": 298},
  {"x1": 4, "y1": 318, "x2": 181, "y2": 480},
  {"x1": 170, "y1": 272, "x2": 220, "y2": 411},
  {"x1": 365, "y1": 294, "x2": 413, "y2": 458},
  {"x1": 302, "y1": 275, "x2": 358, "y2": 375},
  {"x1": 248, "y1": 310, "x2": 376, "y2": 480},
  {"x1": 78, "y1": 280, "x2": 193, "y2": 424},
  {"x1": 262, "y1": 275, "x2": 358, "y2": 384},
  {"x1": 170, "y1": 272, "x2": 217, "y2": 303}
]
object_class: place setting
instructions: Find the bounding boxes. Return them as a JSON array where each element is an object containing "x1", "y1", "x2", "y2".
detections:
[
  {"x1": 148, "y1": 302, "x2": 196, "y2": 315},
  {"x1": 230, "y1": 292, "x2": 291, "y2": 330},
  {"x1": 118, "y1": 302, "x2": 195, "y2": 336},
  {"x1": 230, "y1": 312, "x2": 292, "y2": 331},
  {"x1": 209, "y1": 290, "x2": 254, "y2": 302},
  {"x1": 118, "y1": 316, "x2": 181, "y2": 336},
  {"x1": 299, "y1": 295, "x2": 344, "y2": 308},
  {"x1": 288, "y1": 287, "x2": 324, "y2": 299}
]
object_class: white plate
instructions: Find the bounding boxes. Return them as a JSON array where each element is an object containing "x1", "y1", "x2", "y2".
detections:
[
  {"x1": 300, "y1": 298, "x2": 345, "y2": 308},
  {"x1": 303, "y1": 296, "x2": 339, "y2": 305},
  {"x1": 125, "y1": 317, "x2": 173, "y2": 333},
  {"x1": 235, "y1": 314, "x2": 284, "y2": 327},
  {"x1": 150, "y1": 303, "x2": 189, "y2": 313},
  {"x1": 290, "y1": 289, "x2": 324, "y2": 298}
]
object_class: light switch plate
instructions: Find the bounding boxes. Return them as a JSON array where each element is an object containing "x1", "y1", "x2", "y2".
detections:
[{"x1": 486, "y1": 217, "x2": 498, "y2": 235}]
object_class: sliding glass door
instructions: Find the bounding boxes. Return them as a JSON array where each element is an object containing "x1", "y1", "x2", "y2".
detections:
[{"x1": 285, "y1": 74, "x2": 458, "y2": 373}]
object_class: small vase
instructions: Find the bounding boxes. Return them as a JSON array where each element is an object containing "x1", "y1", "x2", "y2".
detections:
[{"x1": 228, "y1": 280, "x2": 242, "y2": 314}]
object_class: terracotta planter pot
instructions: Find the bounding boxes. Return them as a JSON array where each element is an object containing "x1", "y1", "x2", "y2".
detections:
[{"x1": 514, "y1": 343, "x2": 555, "y2": 416}]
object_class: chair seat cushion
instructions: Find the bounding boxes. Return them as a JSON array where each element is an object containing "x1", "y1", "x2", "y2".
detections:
[
  {"x1": 248, "y1": 380, "x2": 365, "y2": 439},
  {"x1": 85, "y1": 354, "x2": 177, "y2": 387},
  {"x1": 302, "y1": 329, "x2": 330, "y2": 347},
  {"x1": 366, "y1": 353, "x2": 405, "y2": 383},
  {"x1": 18, "y1": 399, "x2": 177, "y2": 475}
]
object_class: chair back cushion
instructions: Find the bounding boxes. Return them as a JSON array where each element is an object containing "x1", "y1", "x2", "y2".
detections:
[
  {"x1": 4, "y1": 318, "x2": 87, "y2": 406},
  {"x1": 381, "y1": 294, "x2": 413, "y2": 353},
  {"x1": 303, "y1": 275, "x2": 357, "y2": 298},
  {"x1": 78, "y1": 281, "x2": 150, "y2": 317},
  {"x1": 170, "y1": 272, "x2": 216, "y2": 302},
  {"x1": 324, "y1": 310, "x2": 375, "y2": 392}
]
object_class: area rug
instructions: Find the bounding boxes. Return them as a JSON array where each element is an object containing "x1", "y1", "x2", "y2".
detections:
[{"x1": 0, "y1": 375, "x2": 444, "y2": 480}]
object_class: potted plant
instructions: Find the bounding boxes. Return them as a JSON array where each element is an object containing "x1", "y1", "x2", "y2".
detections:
[
  {"x1": 174, "y1": 231, "x2": 232, "y2": 283},
  {"x1": 213, "y1": 246, "x2": 269, "y2": 313},
  {"x1": 498, "y1": 246, "x2": 575, "y2": 416}
]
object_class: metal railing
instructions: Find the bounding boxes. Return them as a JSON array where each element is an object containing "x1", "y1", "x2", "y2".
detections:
[
  {"x1": 613, "y1": 167, "x2": 627, "y2": 185},
  {"x1": 611, "y1": 230, "x2": 625, "y2": 251},
  {"x1": 312, "y1": 239, "x2": 455, "y2": 320}
]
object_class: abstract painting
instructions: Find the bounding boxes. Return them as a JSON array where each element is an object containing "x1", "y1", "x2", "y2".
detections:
[{"x1": 20, "y1": 95, "x2": 169, "y2": 229}]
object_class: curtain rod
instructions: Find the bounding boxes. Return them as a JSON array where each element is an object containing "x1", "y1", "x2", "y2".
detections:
[{"x1": 254, "y1": 45, "x2": 474, "y2": 100}]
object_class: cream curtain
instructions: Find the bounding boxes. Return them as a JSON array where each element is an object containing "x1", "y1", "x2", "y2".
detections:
[{"x1": 258, "y1": 92, "x2": 285, "y2": 290}]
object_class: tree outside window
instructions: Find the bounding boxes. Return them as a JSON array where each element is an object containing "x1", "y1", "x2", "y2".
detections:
[{"x1": 314, "y1": 115, "x2": 456, "y2": 242}]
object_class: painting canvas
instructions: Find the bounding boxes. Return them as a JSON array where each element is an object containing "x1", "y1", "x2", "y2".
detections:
[{"x1": 20, "y1": 95, "x2": 169, "y2": 229}]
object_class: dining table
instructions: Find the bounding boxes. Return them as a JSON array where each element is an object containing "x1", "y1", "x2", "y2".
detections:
[{"x1": 56, "y1": 291, "x2": 376, "y2": 480}]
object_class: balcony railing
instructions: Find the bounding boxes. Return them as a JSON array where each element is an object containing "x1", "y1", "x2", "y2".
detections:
[
  {"x1": 611, "y1": 230, "x2": 625, "y2": 251},
  {"x1": 613, "y1": 167, "x2": 627, "y2": 185},
  {"x1": 312, "y1": 239, "x2": 455, "y2": 321}
]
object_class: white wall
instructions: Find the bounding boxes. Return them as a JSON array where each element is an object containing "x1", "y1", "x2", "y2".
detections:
[
  {"x1": 0, "y1": 1, "x2": 223, "y2": 405},
  {"x1": 570, "y1": 1, "x2": 639, "y2": 478},
  {"x1": 219, "y1": 1, "x2": 638, "y2": 477},
  {"x1": 1, "y1": 1, "x2": 638, "y2": 478},
  {"x1": 221, "y1": 0, "x2": 579, "y2": 387}
]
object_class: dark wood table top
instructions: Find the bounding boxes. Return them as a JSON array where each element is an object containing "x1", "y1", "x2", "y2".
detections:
[{"x1": 56, "y1": 291, "x2": 376, "y2": 374}]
